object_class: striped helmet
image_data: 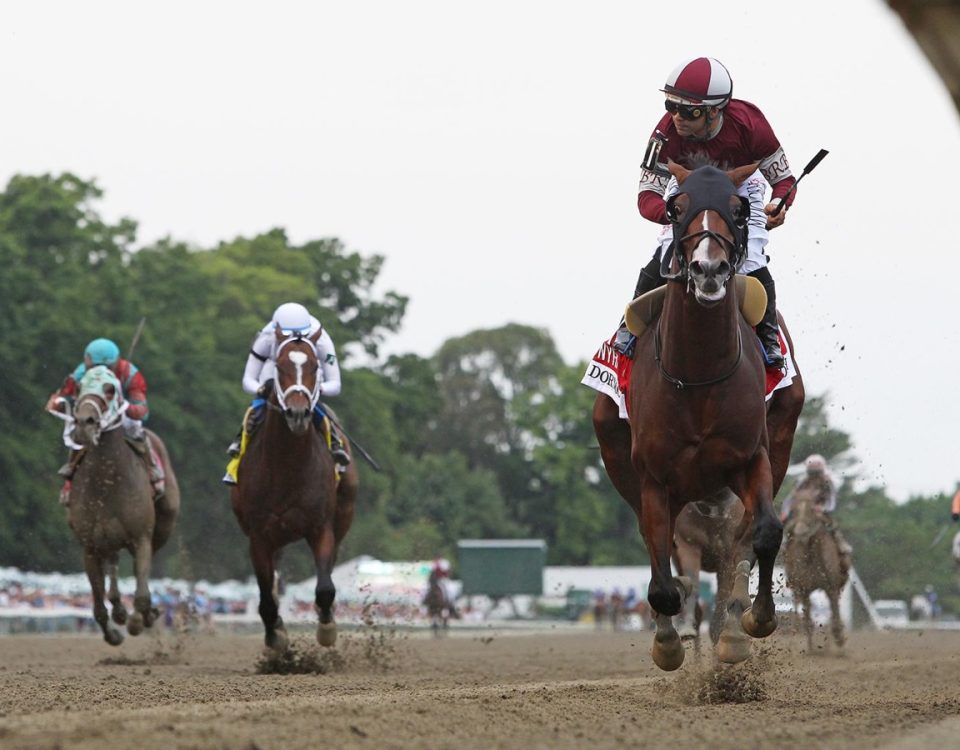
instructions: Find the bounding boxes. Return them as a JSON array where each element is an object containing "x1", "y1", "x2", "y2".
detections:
[{"x1": 662, "y1": 57, "x2": 733, "y2": 108}]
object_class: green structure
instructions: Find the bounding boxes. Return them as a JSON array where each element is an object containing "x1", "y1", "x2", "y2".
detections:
[{"x1": 457, "y1": 539, "x2": 546, "y2": 597}]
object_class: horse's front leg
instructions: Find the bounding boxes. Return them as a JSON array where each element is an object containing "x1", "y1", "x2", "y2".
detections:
[
  {"x1": 640, "y1": 480, "x2": 690, "y2": 671},
  {"x1": 106, "y1": 558, "x2": 127, "y2": 626},
  {"x1": 84, "y1": 550, "x2": 123, "y2": 646},
  {"x1": 251, "y1": 537, "x2": 287, "y2": 652},
  {"x1": 126, "y1": 535, "x2": 156, "y2": 635},
  {"x1": 732, "y1": 451, "x2": 782, "y2": 638},
  {"x1": 310, "y1": 524, "x2": 338, "y2": 647}
]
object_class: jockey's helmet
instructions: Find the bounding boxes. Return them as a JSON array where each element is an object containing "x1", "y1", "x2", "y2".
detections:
[
  {"x1": 433, "y1": 558, "x2": 451, "y2": 576},
  {"x1": 272, "y1": 302, "x2": 312, "y2": 336},
  {"x1": 662, "y1": 57, "x2": 733, "y2": 109},
  {"x1": 84, "y1": 338, "x2": 120, "y2": 366},
  {"x1": 805, "y1": 454, "x2": 827, "y2": 474}
]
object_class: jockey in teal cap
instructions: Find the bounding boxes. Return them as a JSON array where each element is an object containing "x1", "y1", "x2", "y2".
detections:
[{"x1": 47, "y1": 337, "x2": 165, "y2": 503}]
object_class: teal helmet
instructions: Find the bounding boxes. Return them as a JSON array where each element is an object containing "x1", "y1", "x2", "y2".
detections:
[{"x1": 84, "y1": 338, "x2": 120, "y2": 366}]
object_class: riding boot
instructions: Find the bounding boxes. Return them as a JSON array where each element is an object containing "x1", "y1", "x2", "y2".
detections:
[
  {"x1": 613, "y1": 254, "x2": 665, "y2": 357},
  {"x1": 329, "y1": 425, "x2": 352, "y2": 470},
  {"x1": 748, "y1": 268, "x2": 784, "y2": 369},
  {"x1": 57, "y1": 448, "x2": 85, "y2": 479},
  {"x1": 143, "y1": 434, "x2": 166, "y2": 501},
  {"x1": 226, "y1": 430, "x2": 242, "y2": 457}
]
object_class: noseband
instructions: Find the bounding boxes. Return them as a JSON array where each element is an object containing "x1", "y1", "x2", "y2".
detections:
[{"x1": 273, "y1": 335, "x2": 321, "y2": 413}]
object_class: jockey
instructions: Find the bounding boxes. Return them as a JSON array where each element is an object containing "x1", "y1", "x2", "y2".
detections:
[
  {"x1": 781, "y1": 454, "x2": 853, "y2": 560},
  {"x1": 222, "y1": 302, "x2": 350, "y2": 485},
  {"x1": 45, "y1": 338, "x2": 165, "y2": 500},
  {"x1": 614, "y1": 56, "x2": 797, "y2": 369}
]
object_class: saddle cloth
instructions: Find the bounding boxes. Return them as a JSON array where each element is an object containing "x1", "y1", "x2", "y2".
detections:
[{"x1": 582, "y1": 303, "x2": 796, "y2": 420}]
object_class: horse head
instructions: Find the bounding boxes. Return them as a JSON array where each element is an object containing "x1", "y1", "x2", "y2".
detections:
[
  {"x1": 664, "y1": 161, "x2": 757, "y2": 306},
  {"x1": 72, "y1": 366, "x2": 125, "y2": 447},
  {"x1": 273, "y1": 326, "x2": 324, "y2": 435}
]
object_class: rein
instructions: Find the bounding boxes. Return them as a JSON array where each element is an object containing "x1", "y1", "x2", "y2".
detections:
[{"x1": 654, "y1": 318, "x2": 743, "y2": 390}]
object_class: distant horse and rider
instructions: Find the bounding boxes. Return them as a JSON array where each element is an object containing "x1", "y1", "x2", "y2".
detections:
[
  {"x1": 591, "y1": 160, "x2": 805, "y2": 670},
  {"x1": 46, "y1": 339, "x2": 180, "y2": 646},
  {"x1": 422, "y1": 558, "x2": 458, "y2": 635},
  {"x1": 228, "y1": 304, "x2": 358, "y2": 652},
  {"x1": 782, "y1": 479, "x2": 850, "y2": 651}
]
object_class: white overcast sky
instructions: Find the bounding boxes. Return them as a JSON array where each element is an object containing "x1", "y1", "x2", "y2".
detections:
[{"x1": 2, "y1": 1, "x2": 958, "y2": 501}]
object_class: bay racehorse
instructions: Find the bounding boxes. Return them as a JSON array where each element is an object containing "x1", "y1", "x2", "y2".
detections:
[
  {"x1": 594, "y1": 161, "x2": 800, "y2": 670},
  {"x1": 52, "y1": 365, "x2": 180, "y2": 646},
  {"x1": 423, "y1": 573, "x2": 456, "y2": 635},
  {"x1": 231, "y1": 326, "x2": 358, "y2": 652},
  {"x1": 783, "y1": 484, "x2": 848, "y2": 651}
]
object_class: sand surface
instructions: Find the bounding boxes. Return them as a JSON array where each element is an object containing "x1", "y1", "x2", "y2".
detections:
[{"x1": 0, "y1": 625, "x2": 958, "y2": 749}]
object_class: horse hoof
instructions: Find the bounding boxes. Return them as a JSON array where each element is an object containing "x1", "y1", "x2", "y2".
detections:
[
  {"x1": 651, "y1": 632, "x2": 685, "y2": 671},
  {"x1": 717, "y1": 631, "x2": 751, "y2": 664},
  {"x1": 677, "y1": 624, "x2": 698, "y2": 641},
  {"x1": 127, "y1": 612, "x2": 144, "y2": 637},
  {"x1": 317, "y1": 622, "x2": 337, "y2": 647},
  {"x1": 111, "y1": 607, "x2": 127, "y2": 626},
  {"x1": 266, "y1": 629, "x2": 289, "y2": 653},
  {"x1": 105, "y1": 629, "x2": 124, "y2": 647},
  {"x1": 741, "y1": 607, "x2": 777, "y2": 638},
  {"x1": 143, "y1": 607, "x2": 159, "y2": 629}
]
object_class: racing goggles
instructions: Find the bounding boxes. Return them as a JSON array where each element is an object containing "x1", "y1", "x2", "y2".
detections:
[{"x1": 664, "y1": 100, "x2": 706, "y2": 121}]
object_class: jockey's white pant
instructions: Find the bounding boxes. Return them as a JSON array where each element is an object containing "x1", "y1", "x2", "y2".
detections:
[{"x1": 122, "y1": 416, "x2": 144, "y2": 440}]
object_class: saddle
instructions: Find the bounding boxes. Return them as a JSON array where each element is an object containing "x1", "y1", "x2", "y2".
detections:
[{"x1": 624, "y1": 274, "x2": 767, "y2": 338}]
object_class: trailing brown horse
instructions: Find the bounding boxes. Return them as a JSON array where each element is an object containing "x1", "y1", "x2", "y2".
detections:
[
  {"x1": 53, "y1": 365, "x2": 180, "y2": 646},
  {"x1": 231, "y1": 327, "x2": 358, "y2": 651},
  {"x1": 423, "y1": 573, "x2": 455, "y2": 636},
  {"x1": 594, "y1": 161, "x2": 802, "y2": 670},
  {"x1": 783, "y1": 484, "x2": 848, "y2": 652}
]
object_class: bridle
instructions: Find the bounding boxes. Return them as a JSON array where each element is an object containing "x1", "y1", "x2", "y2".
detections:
[
  {"x1": 654, "y1": 166, "x2": 751, "y2": 389},
  {"x1": 660, "y1": 167, "x2": 750, "y2": 286},
  {"x1": 272, "y1": 334, "x2": 322, "y2": 413}
]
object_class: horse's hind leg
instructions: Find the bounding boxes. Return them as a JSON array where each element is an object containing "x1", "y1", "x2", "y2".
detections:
[
  {"x1": 716, "y1": 560, "x2": 752, "y2": 664},
  {"x1": 106, "y1": 558, "x2": 128, "y2": 626},
  {"x1": 251, "y1": 538, "x2": 288, "y2": 652},
  {"x1": 310, "y1": 524, "x2": 339, "y2": 647},
  {"x1": 126, "y1": 536, "x2": 156, "y2": 636},
  {"x1": 84, "y1": 550, "x2": 123, "y2": 646},
  {"x1": 673, "y1": 542, "x2": 701, "y2": 641},
  {"x1": 829, "y1": 591, "x2": 846, "y2": 648}
]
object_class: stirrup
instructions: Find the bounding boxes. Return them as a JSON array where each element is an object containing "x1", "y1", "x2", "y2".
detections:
[{"x1": 332, "y1": 448, "x2": 352, "y2": 468}]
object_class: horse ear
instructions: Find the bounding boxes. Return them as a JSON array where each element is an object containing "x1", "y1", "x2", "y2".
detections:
[
  {"x1": 727, "y1": 161, "x2": 760, "y2": 187},
  {"x1": 309, "y1": 326, "x2": 323, "y2": 345},
  {"x1": 274, "y1": 324, "x2": 285, "y2": 343},
  {"x1": 667, "y1": 160, "x2": 691, "y2": 184}
]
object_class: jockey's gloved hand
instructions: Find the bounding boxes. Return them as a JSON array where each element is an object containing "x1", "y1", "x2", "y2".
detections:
[
  {"x1": 952, "y1": 512, "x2": 959, "y2": 522},
  {"x1": 255, "y1": 379, "x2": 275, "y2": 400}
]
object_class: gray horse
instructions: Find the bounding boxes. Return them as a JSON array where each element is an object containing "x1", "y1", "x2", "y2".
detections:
[
  {"x1": 783, "y1": 484, "x2": 848, "y2": 652},
  {"x1": 63, "y1": 367, "x2": 180, "y2": 645},
  {"x1": 673, "y1": 489, "x2": 755, "y2": 663}
]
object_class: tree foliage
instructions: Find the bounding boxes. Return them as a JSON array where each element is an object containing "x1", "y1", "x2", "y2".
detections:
[{"x1": 0, "y1": 173, "x2": 955, "y2": 614}]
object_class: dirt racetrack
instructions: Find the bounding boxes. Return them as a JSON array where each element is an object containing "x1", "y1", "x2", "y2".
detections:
[{"x1": 0, "y1": 626, "x2": 958, "y2": 750}]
